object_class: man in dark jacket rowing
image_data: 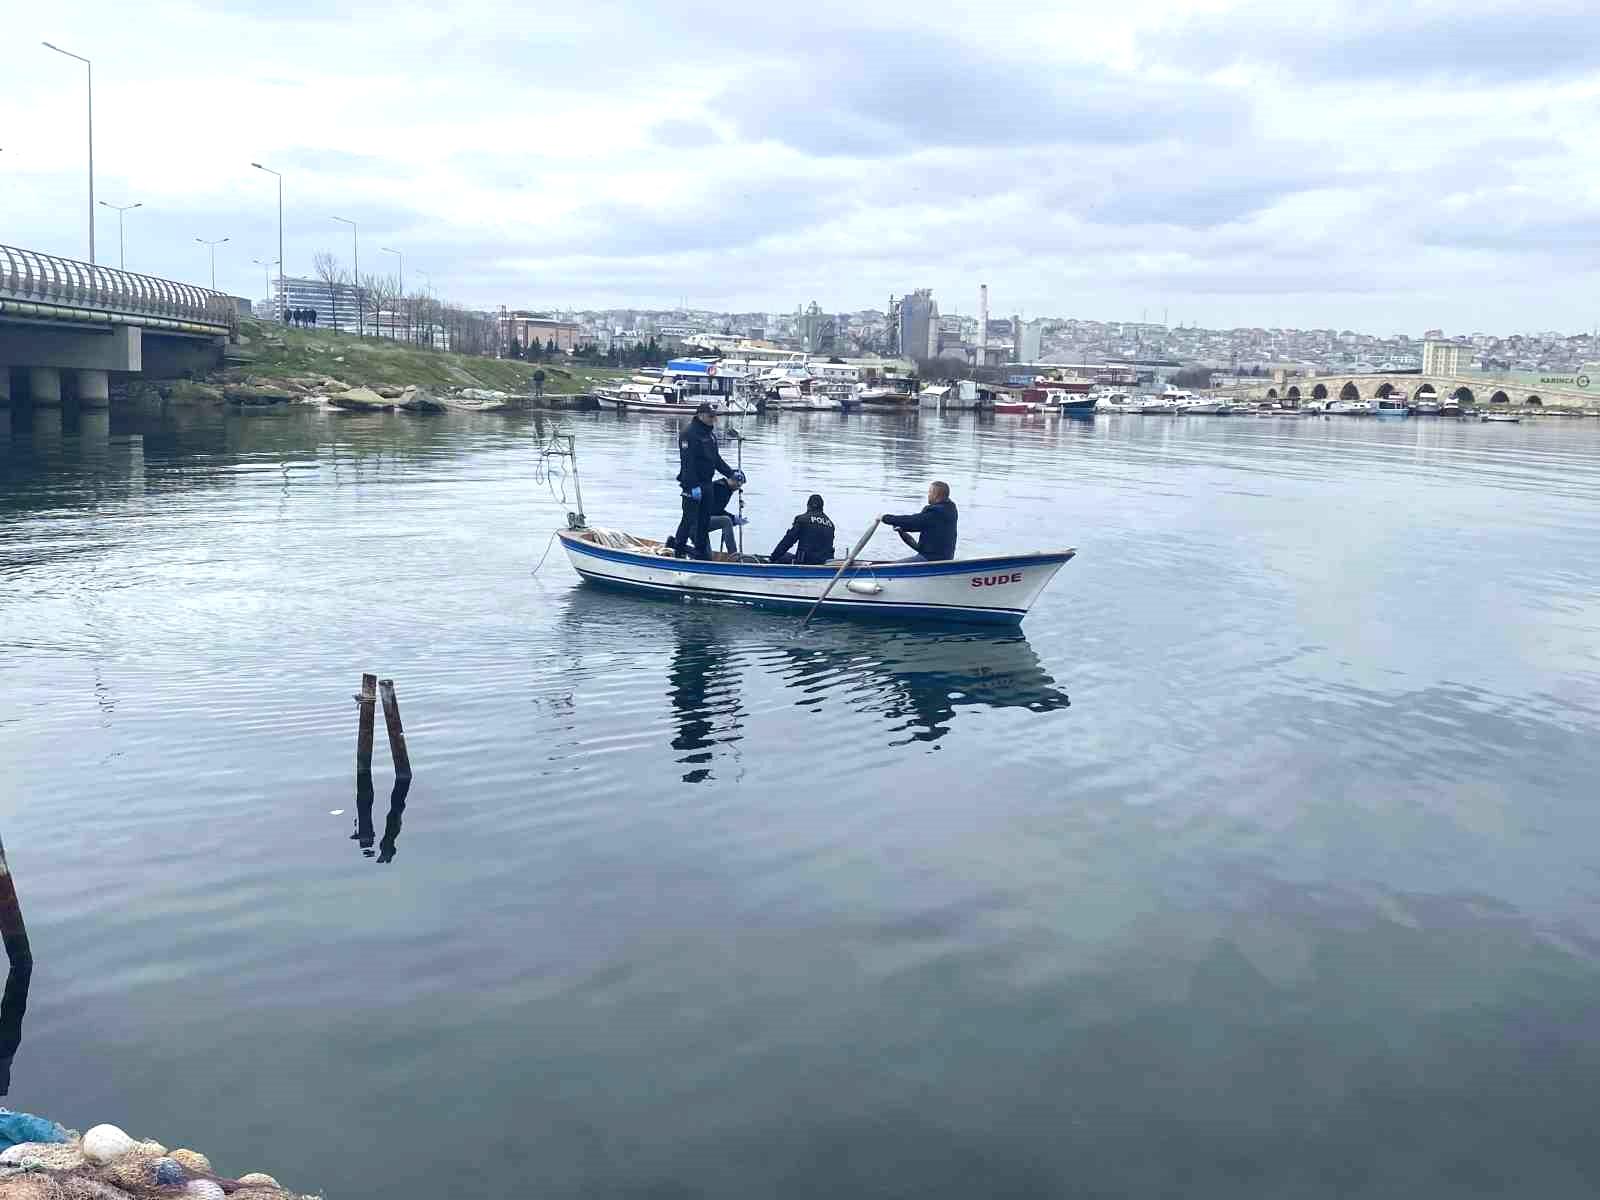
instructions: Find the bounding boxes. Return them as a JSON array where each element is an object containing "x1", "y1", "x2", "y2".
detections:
[
  {"x1": 882, "y1": 481, "x2": 958, "y2": 560},
  {"x1": 672, "y1": 403, "x2": 742, "y2": 559},
  {"x1": 769, "y1": 493, "x2": 836, "y2": 564}
]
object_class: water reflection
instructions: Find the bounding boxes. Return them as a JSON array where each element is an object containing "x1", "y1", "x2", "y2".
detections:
[
  {"x1": 563, "y1": 588, "x2": 1069, "y2": 779},
  {"x1": 351, "y1": 776, "x2": 411, "y2": 864}
]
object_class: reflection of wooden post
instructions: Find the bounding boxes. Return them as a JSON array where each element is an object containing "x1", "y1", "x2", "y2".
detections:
[
  {"x1": 0, "y1": 834, "x2": 30, "y2": 969},
  {"x1": 356, "y1": 674, "x2": 377, "y2": 774},
  {"x1": 378, "y1": 679, "x2": 412, "y2": 779}
]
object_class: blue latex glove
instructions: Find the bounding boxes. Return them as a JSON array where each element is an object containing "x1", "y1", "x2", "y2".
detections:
[
  {"x1": 733, "y1": 470, "x2": 747, "y2": 484},
  {"x1": 690, "y1": 486, "x2": 702, "y2": 501}
]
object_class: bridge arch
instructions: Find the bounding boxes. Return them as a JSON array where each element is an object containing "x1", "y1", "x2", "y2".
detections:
[
  {"x1": 1414, "y1": 383, "x2": 1437, "y2": 400},
  {"x1": 1312, "y1": 383, "x2": 1328, "y2": 401},
  {"x1": 1375, "y1": 381, "x2": 1396, "y2": 399},
  {"x1": 1286, "y1": 385, "x2": 1301, "y2": 401},
  {"x1": 1266, "y1": 387, "x2": 1279, "y2": 399},
  {"x1": 1339, "y1": 382, "x2": 1361, "y2": 402},
  {"x1": 1490, "y1": 390, "x2": 1510, "y2": 405},
  {"x1": 1527, "y1": 395, "x2": 1542, "y2": 407},
  {"x1": 1452, "y1": 386, "x2": 1474, "y2": 404}
]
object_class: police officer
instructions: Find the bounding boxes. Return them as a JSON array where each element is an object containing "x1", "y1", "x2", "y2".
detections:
[
  {"x1": 672, "y1": 403, "x2": 742, "y2": 559},
  {"x1": 769, "y1": 494, "x2": 836, "y2": 564}
]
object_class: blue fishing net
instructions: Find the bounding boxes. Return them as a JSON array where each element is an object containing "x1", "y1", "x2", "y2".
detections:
[{"x1": 0, "y1": 1108, "x2": 67, "y2": 1150}]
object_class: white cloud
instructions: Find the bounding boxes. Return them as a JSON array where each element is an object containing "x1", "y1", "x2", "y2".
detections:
[{"x1": 2, "y1": 0, "x2": 1597, "y2": 332}]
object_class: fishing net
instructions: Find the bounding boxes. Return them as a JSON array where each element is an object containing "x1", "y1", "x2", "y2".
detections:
[{"x1": 0, "y1": 1132, "x2": 318, "y2": 1200}]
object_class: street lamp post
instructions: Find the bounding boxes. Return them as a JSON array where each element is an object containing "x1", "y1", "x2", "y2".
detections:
[
  {"x1": 331, "y1": 216, "x2": 359, "y2": 335},
  {"x1": 97, "y1": 200, "x2": 141, "y2": 270},
  {"x1": 381, "y1": 246, "x2": 403, "y2": 343},
  {"x1": 42, "y1": 41, "x2": 94, "y2": 265},
  {"x1": 195, "y1": 236, "x2": 229, "y2": 291},
  {"x1": 252, "y1": 257, "x2": 278, "y2": 313},
  {"x1": 250, "y1": 163, "x2": 284, "y2": 321}
]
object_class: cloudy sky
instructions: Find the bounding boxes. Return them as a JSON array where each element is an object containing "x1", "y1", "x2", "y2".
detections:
[{"x1": 4, "y1": 0, "x2": 1598, "y2": 334}]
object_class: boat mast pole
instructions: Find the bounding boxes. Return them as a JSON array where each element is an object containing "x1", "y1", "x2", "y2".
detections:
[
  {"x1": 735, "y1": 429, "x2": 744, "y2": 557},
  {"x1": 566, "y1": 434, "x2": 586, "y2": 528}
]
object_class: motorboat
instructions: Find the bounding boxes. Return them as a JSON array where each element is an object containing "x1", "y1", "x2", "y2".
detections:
[
  {"x1": 1412, "y1": 399, "x2": 1443, "y2": 415},
  {"x1": 558, "y1": 527, "x2": 1074, "y2": 626},
  {"x1": 1326, "y1": 399, "x2": 1374, "y2": 415},
  {"x1": 1374, "y1": 397, "x2": 1409, "y2": 418},
  {"x1": 1441, "y1": 399, "x2": 1462, "y2": 417},
  {"x1": 1179, "y1": 398, "x2": 1229, "y2": 415},
  {"x1": 1092, "y1": 390, "x2": 1135, "y2": 413},
  {"x1": 1480, "y1": 411, "x2": 1521, "y2": 423},
  {"x1": 1043, "y1": 390, "x2": 1097, "y2": 416},
  {"x1": 596, "y1": 377, "x2": 754, "y2": 415},
  {"x1": 855, "y1": 377, "x2": 920, "y2": 409},
  {"x1": 991, "y1": 399, "x2": 1041, "y2": 415},
  {"x1": 1137, "y1": 397, "x2": 1179, "y2": 414}
]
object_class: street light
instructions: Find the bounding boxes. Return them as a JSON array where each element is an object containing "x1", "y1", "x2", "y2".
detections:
[
  {"x1": 195, "y1": 236, "x2": 229, "y2": 291},
  {"x1": 97, "y1": 200, "x2": 140, "y2": 270},
  {"x1": 250, "y1": 162, "x2": 284, "y2": 322},
  {"x1": 380, "y1": 246, "x2": 404, "y2": 342},
  {"x1": 42, "y1": 41, "x2": 94, "y2": 265},
  {"x1": 331, "y1": 216, "x2": 359, "y2": 335},
  {"x1": 251, "y1": 257, "x2": 278, "y2": 313}
]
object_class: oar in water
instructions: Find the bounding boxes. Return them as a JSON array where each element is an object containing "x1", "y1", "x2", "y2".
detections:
[{"x1": 799, "y1": 518, "x2": 880, "y2": 629}]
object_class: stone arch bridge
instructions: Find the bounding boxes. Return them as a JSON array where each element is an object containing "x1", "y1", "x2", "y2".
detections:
[{"x1": 1242, "y1": 373, "x2": 1596, "y2": 411}]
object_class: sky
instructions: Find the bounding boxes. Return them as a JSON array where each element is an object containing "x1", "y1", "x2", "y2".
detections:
[{"x1": 3, "y1": 0, "x2": 1599, "y2": 335}]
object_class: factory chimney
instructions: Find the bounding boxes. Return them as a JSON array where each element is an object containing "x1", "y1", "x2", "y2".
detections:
[{"x1": 977, "y1": 284, "x2": 989, "y2": 365}]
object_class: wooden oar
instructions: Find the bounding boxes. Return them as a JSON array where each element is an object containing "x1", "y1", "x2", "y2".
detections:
[{"x1": 799, "y1": 518, "x2": 880, "y2": 629}]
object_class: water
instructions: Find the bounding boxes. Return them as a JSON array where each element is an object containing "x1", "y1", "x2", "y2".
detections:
[{"x1": 4, "y1": 402, "x2": 1600, "y2": 1197}]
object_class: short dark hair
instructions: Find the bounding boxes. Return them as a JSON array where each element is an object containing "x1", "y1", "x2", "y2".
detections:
[
  {"x1": 930, "y1": 480, "x2": 950, "y2": 500},
  {"x1": 806, "y1": 493, "x2": 824, "y2": 511}
]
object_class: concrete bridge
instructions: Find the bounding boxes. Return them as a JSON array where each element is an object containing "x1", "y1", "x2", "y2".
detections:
[
  {"x1": 1242, "y1": 372, "x2": 1596, "y2": 411},
  {"x1": 0, "y1": 244, "x2": 236, "y2": 410}
]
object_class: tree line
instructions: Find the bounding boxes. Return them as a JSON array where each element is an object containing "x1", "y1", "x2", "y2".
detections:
[{"x1": 309, "y1": 250, "x2": 501, "y2": 356}]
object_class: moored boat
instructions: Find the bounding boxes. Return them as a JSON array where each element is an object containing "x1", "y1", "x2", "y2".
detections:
[
  {"x1": 1374, "y1": 397, "x2": 1409, "y2": 418},
  {"x1": 597, "y1": 377, "x2": 753, "y2": 415},
  {"x1": 1480, "y1": 411, "x2": 1520, "y2": 423},
  {"x1": 557, "y1": 527, "x2": 1073, "y2": 625}
]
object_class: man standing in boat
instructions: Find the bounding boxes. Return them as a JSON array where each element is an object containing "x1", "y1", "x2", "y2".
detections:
[
  {"x1": 672, "y1": 403, "x2": 743, "y2": 559},
  {"x1": 882, "y1": 481, "x2": 958, "y2": 561}
]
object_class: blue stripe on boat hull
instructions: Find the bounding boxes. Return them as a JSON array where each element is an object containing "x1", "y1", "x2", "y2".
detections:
[
  {"x1": 572, "y1": 567, "x2": 1026, "y2": 626},
  {"x1": 560, "y1": 534, "x2": 1073, "y2": 580}
]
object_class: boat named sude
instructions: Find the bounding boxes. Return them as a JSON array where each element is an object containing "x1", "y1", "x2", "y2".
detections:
[
  {"x1": 558, "y1": 528, "x2": 1074, "y2": 625},
  {"x1": 543, "y1": 434, "x2": 1074, "y2": 625}
]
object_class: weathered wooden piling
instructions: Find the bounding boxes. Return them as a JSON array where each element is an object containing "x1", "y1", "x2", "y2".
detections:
[
  {"x1": 0, "y1": 832, "x2": 31, "y2": 969},
  {"x1": 356, "y1": 672, "x2": 377, "y2": 774},
  {"x1": 378, "y1": 678, "x2": 412, "y2": 779}
]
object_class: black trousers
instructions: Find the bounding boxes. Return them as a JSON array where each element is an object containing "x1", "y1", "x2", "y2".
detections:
[{"x1": 672, "y1": 491, "x2": 714, "y2": 558}]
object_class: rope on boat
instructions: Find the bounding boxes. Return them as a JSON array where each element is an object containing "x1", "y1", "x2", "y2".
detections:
[{"x1": 530, "y1": 530, "x2": 559, "y2": 576}]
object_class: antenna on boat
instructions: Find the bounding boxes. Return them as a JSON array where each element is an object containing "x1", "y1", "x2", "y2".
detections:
[{"x1": 565, "y1": 435, "x2": 586, "y2": 529}]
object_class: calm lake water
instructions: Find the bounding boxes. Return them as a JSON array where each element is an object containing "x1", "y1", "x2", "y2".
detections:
[{"x1": 4, "y1": 401, "x2": 1600, "y2": 1197}]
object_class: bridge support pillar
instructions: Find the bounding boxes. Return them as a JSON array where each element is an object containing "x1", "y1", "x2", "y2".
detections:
[
  {"x1": 28, "y1": 367, "x2": 62, "y2": 407},
  {"x1": 76, "y1": 369, "x2": 110, "y2": 409}
]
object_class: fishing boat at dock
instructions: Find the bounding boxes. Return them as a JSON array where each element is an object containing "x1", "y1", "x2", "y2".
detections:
[
  {"x1": 596, "y1": 376, "x2": 753, "y2": 415},
  {"x1": 558, "y1": 528, "x2": 1074, "y2": 625}
]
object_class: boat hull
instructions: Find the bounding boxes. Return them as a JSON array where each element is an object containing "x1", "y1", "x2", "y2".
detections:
[{"x1": 557, "y1": 531, "x2": 1074, "y2": 625}]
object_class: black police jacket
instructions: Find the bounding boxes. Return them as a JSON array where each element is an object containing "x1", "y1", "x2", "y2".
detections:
[
  {"x1": 770, "y1": 511, "x2": 836, "y2": 564},
  {"x1": 677, "y1": 420, "x2": 735, "y2": 491}
]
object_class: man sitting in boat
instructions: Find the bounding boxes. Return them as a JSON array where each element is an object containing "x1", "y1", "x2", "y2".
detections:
[
  {"x1": 671, "y1": 403, "x2": 743, "y2": 559},
  {"x1": 768, "y1": 493, "x2": 836, "y2": 565},
  {"x1": 882, "y1": 481, "x2": 958, "y2": 561}
]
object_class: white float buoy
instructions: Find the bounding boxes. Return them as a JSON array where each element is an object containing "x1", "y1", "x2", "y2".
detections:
[{"x1": 82, "y1": 1124, "x2": 137, "y2": 1164}]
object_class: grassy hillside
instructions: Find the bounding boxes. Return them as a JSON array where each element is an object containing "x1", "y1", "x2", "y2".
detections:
[{"x1": 231, "y1": 319, "x2": 629, "y2": 394}]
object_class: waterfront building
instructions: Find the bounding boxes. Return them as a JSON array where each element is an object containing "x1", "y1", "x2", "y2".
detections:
[
  {"x1": 1422, "y1": 338, "x2": 1468, "y2": 375},
  {"x1": 271, "y1": 275, "x2": 365, "y2": 331},
  {"x1": 1019, "y1": 319, "x2": 1044, "y2": 363},
  {"x1": 506, "y1": 312, "x2": 581, "y2": 353}
]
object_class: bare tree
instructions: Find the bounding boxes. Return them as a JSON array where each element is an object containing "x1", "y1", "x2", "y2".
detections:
[{"x1": 313, "y1": 252, "x2": 346, "y2": 334}]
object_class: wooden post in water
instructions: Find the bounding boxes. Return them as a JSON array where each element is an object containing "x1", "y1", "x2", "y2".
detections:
[
  {"x1": 356, "y1": 673, "x2": 377, "y2": 774},
  {"x1": 378, "y1": 679, "x2": 412, "y2": 779},
  {"x1": 0, "y1": 834, "x2": 31, "y2": 970}
]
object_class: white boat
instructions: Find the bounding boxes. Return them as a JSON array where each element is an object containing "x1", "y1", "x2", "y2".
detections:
[
  {"x1": 1374, "y1": 398, "x2": 1409, "y2": 418},
  {"x1": 758, "y1": 375, "x2": 844, "y2": 411},
  {"x1": 1137, "y1": 397, "x2": 1179, "y2": 414},
  {"x1": 1326, "y1": 399, "x2": 1374, "y2": 415},
  {"x1": 1179, "y1": 399, "x2": 1229, "y2": 415},
  {"x1": 1412, "y1": 400, "x2": 1443, "y2": 415},
  {"x1": 1480, "y1": 411, "x2": 1521, "y2": 423},
  {"x1": 856, "y1": 379, "x2": 920, "y2": 409},
  {"x1": 558, "y1": 527, "x2": 1074, "y2": 626},
  {"x1": 1441, "y1": 399, "x2": 1462, "y2": 417},
  {"x1": 596, "y1": 376, "x2": 752, "y2": 415},
  {"x1": 1092, "y1": 390, "x2": 1135, "y2": 413}
]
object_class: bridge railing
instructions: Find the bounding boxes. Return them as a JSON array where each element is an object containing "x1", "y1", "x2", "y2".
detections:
[{"x1": 0, "y1": 244, "x2": 237, "y2": 334}]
